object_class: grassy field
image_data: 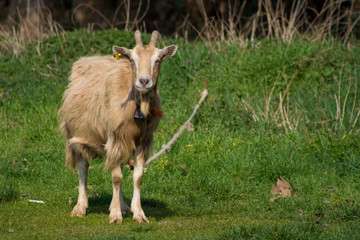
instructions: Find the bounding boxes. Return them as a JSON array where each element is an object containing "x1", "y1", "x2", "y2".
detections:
[{"x1": 1, "y1": 29, "x2": 360, "y2": 239}]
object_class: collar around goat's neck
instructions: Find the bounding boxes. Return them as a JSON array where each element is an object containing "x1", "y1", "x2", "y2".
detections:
[
  {"x1": 133, "y1": 87, "x2": 162, "y2": 120},
  {"x1": 134, "y1": 104, "x2": 163, "y2": 120}
]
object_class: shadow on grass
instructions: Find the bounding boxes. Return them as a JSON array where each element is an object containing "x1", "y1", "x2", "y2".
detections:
[{"x1": 87, "y1": 193, "x2": 175, "y2": 221}]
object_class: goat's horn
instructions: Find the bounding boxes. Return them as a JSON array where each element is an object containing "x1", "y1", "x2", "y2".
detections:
[
  {"x1": 149, "y1": 31, "x2": 159, "y2": 46},
  {"x1": 135, "y1": 30, "x2": 143, "y2": 46}
]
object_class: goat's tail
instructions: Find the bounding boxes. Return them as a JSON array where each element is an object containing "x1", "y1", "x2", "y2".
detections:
[{"x1": 59, "y1": 121, "x2": 77, "y2": 169}]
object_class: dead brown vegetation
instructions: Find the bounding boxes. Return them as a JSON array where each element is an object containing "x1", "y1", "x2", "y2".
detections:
[
  {"x1": 0, "y1": 0, "x2": 359, "y2": 57},
  {"x1": 189, "y1": 0, "x2": 360, "y2": 45},
  {"x1": 0, "y1": 0, "x2": 65, "y2": 56}
]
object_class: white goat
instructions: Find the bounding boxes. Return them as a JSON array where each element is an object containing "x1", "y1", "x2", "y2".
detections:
[{"x1": 59, "y1": 30, "x2": 177, "y2": 223}]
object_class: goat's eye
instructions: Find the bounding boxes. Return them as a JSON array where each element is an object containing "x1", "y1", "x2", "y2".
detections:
[{"x1": 155, "y1": 60, "x2": 160, "y2": 64}]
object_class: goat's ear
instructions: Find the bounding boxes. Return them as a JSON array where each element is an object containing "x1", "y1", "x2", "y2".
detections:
[
  {"x1": 160, "y1": 45, "x2": 178, "y2": 60},
  {"x1": 113, "y1": 46, "x2": 131, "y2": 59}
]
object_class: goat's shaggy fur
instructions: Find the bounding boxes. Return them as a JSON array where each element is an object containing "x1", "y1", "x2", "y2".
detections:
[
  {"x1": 59, "y1": 31, "x2": 177, "y2": 223},
  {"x1": 60, "y1": 56, "x2": 160, "y2": 169}
]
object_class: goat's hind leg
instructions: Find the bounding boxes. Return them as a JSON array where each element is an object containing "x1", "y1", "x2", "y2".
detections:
[
  {"x1": 71, "y1": 159, "x2": 89, "y2": 217},
  {"x1": 120, "y1": 184, "x2": 130, "y2": 215}
]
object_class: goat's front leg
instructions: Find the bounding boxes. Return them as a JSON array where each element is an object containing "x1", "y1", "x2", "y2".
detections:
[
  {"x1": 109, "y1": 165, "x2": 124, "y2": 223},
  {"x1": 71, "y1": 159, "x2": 89, "y2": 217},
  {"x1": 131, "y1": 148, "x2": 149, "y2": 223}
]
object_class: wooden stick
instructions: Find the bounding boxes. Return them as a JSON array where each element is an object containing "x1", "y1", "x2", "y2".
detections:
[{"x1": 145, "y1": 81, "x2": 208, "y2": 166}]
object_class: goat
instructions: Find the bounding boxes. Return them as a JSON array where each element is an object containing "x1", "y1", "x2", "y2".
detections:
[{"x1": 59, "y1": 30, "x2": 178, "y2": 223}]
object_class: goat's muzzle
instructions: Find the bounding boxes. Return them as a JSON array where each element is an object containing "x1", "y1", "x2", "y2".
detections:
[{"x1": 135, "y1": 78, "x2": 153, "y2": 93}]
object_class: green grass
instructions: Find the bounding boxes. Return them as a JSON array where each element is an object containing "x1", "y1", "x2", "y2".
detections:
[{"x1": 0, "y1": 29, "x2": 359, "y2": 239}]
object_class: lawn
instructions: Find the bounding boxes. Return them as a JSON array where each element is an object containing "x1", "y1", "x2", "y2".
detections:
[{"x1": 0, "y1": 29, "x2": 359, "y2": 239}]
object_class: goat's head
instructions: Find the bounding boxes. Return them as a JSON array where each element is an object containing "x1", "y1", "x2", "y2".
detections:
[{"x1": 113, "y1": 30, "x2": 178, "y2": 94}]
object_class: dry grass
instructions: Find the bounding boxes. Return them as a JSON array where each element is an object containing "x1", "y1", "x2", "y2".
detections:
[
  {"x1": 186, "y1": 0, "x2": 360, "y2": 45},
  {"x1": 0, "y1": 1, "x2": 65, "y2": 57},
  {"x1": 241, "y1": 65, "x2": 360, "y2": 134},
  {"x1": 0, "y1": 0, "x2": 151, "y2": 57},
  {"x1": 71, "y1": 0, "x2": 149, "y2": 31},
  {"x1": 241, "y1": 71, "x2": 302, "y2": 133},
  {"x1": 0, "y1": 0, "x2": 359, "y2": 57}
]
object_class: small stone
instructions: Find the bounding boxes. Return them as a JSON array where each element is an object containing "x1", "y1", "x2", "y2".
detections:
[{"x1": 8, "y1": 228, "x2": 14, "y2": 233}]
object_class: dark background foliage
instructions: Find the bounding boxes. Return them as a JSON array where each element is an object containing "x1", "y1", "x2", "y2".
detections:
[{"x1": 1, "y1": 0, "x2": 359, "y2": 40}]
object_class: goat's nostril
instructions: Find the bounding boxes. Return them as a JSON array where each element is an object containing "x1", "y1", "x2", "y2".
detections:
[{"x1": 139, "y1": 78, "x2": 150, "y2": 86}]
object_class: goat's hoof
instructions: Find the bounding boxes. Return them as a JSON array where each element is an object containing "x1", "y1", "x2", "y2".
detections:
[
  {"x1": 109, "y1": 209, "x2": 123, "y2": 223},
  {"x1": 109, "y1": 216, "x2": 123, "y2": 223},
  {"x1": 133, "y1": 212, "x2": 149, "y2": 223},
  {"x1": 71, "y1": 204, "x2": 87, "y2": 217}
]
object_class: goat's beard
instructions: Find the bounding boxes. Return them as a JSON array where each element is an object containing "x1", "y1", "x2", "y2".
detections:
[
  {"x1": 140, "y1": 99, "x2": 149, "y2": 116},
  {"x1": 134, "y1": 83, "x2": 155, "y2": 117},
  {"x1": 139, "y1": 90, "x2": 154, "y2": 116}
]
